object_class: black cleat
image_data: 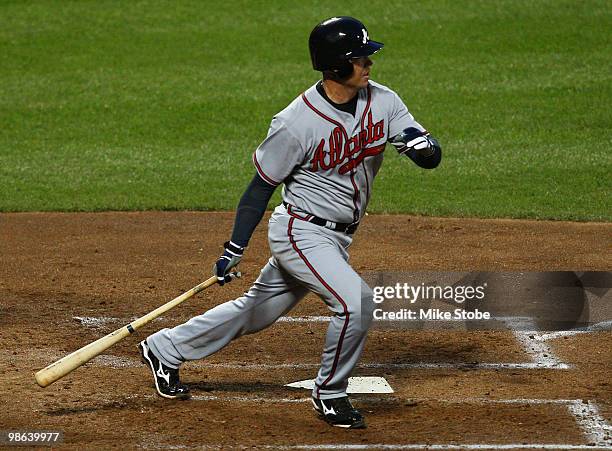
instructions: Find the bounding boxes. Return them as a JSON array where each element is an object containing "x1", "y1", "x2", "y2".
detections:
[
  {"x1": 139, "y1": 340, "x2": 190, "y2": 400},
  {"x1": 312, "y1": 396, "x2": 366, "y2": 429}
]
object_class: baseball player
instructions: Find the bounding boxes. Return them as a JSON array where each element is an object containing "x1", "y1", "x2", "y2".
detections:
[{"x1": 139, "y1": 16, "x2": 441, "y2": 429}]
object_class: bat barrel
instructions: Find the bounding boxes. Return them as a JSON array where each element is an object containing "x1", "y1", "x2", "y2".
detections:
[
  {"x1": 34, "y1": 275, "x2": 220, "y2": 388},
  {"x1": 35, "y1": 327, "x2": 130, "y2": 387}
]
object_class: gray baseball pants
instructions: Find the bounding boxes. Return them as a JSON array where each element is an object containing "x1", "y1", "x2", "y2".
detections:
[{"x1": 147, "y1": 204, "x2": 374, "y2": 399}]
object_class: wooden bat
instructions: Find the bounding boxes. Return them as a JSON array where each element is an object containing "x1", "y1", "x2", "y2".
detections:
[{"x1": 35, "y1": 274, "x2": 224, "y2": 387}]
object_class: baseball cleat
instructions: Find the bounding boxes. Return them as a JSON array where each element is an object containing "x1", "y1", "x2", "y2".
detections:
[
  {"x1": 312, "y1": 396, "x2": 366, "y2": 429},
  {"x1": 138, "y1": 340, "x2": 190, "y2": 400}
]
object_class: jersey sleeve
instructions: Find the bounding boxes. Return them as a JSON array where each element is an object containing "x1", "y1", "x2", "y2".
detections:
[
  {"x1": 252, "y1": 116, "x2": 305, "y2": 186},
  {"x1": 387, "y1": 91, "x2": 427, "y2": 140}
]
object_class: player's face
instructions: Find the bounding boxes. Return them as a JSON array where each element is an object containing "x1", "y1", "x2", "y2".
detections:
[{"x1": 345, "y1": 57, "x2": 373, "y2": 89}]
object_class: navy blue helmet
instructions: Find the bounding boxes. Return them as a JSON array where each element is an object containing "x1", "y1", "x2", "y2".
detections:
[{"x1": 309, "y1": 17, "x2": 384, "y2": 78}]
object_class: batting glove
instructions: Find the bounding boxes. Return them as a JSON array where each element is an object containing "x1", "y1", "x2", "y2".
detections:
[
  {"x1": 391, "y1": 127, "x2": 437, "y2": 157},
  {"x1": 213, "y1": 241, "x2": 244, "y2": 286}
]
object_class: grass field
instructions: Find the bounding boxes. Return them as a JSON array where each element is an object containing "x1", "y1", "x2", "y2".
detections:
[{"x1": 0, "y1": 0, "x2": 610, "y2": 220}]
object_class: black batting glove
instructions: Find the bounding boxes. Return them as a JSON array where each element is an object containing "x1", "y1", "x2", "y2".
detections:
[{"x1": 213, "y1": 241, "x2": 244, "y2": 286}]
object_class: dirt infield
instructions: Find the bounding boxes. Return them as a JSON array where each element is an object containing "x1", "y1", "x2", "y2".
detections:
[{"x1": 1, "y1": 212, "x2": 610, "y2": 449}]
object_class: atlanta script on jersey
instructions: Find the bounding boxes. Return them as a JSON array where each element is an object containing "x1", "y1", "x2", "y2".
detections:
[{"x1": 253, "y1": 80, "x2": 425, "y2": 224}]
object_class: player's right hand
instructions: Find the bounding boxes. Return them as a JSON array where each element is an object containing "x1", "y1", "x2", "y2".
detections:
[{"x1": 213, "y1": 241, "x2": 244, "y2": 285}]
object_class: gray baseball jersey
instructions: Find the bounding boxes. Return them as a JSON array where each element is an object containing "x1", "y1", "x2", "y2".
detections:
[
  {"x1": 253, "y1": 80, "x2": 425, "y2": 223},
  {"x1": 148, "y1": 80, "x2": 426, "y2": 400}
]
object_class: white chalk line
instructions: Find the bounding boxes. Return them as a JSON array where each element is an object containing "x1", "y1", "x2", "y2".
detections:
[
  {"x1": 498, "y1": 317, "x2": 569, "y2": 368},
  {"x1": 512, "y1": 330, "x2": 568, "y2": 367},
  {"x1": 500, "y1": 318, "x2": 611, "y2": 447},
  {"x1": 73, "y1": 391, "x2": 600, "y2": 408},
  {"x1": 72, "y1": 315, "x2": 337, "y2": 327},
  {"x1": 536, "y1": 321, "x2": 612, "y2": 341},
  {"x1": 186, "y1": 396, "x2": 592, "y2": 406},
  {"x1": 71, "y1": 314, "x2": 572, "y2": 371},
  {"x1": 189, "y1": 361, "x2": 569, "y2": 370},
  {"x1": 360, "y1": 362, "x2": 569, "y2": 369},
  {"x1": 73, "y1": 315, "x2": 612, "y2": 334},
  {"x1": 90, "y1": 354, "x2": 568, "y2": 371},
  {"x1": 74, "y1": 314, "x2": 525, "y2": 326},
  {"x1": 72, "y1": 316, "x2": 120, "y2": 328},
  {"x1": 568, "y1": 400, "x2": 612, "y2": 447}
]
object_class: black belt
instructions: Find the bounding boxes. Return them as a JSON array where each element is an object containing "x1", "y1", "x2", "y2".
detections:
[{"x1": 283, "y1": 202, "x2": 359, "y2": 234}]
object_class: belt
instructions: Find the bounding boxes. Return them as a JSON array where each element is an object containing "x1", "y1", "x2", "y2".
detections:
[{"x1": 283, "y1": 202, "x2": 359, "y2": 235}]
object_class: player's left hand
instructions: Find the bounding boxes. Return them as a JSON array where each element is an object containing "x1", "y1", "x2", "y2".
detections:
[{"x1": 213, "y1": 241, "x2": 244, "y2": 285}]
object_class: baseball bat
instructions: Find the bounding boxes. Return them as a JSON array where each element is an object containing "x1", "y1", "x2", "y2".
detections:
[{"x1": 35, "y1": 275, "x2": 221, "y2": 388}]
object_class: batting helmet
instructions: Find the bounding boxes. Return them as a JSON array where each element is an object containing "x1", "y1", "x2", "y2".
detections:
[{"x1": 309, "y1": 17, "x2": 384, "y2": 78}]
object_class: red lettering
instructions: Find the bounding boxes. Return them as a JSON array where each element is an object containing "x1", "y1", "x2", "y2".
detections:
[
  {"x1": 359, "y1": 130, "x2": 368, "y2": 147},
  {"x1": 346, "y1": 135, "x2": 359, "y2": 157},
  {"x1": 374, "y1": 120, "x2": 384, "y2": 141},
  {"x1": 310, "y1": 139, "x2": 328, "y2": 171},
  {"x1": 339, "y1": 144, "x2": 386, "y2": 174},
  {"x1": 332, "y1": 127, "x2": 344, "y2": 164},
  {"x1": 366, "y1": 111, "x2": 375, "y2": 145},
  {"x1": 309, "y1": 118, "x2": 386, "y2": 173}
]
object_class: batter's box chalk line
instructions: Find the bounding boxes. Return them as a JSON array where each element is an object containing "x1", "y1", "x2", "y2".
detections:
[
  {"x1": 498, "y1": 317, "x2": 572, "y2": 369},
  {"x1": 72, "y1": 314, "x2": 607, "y2": 370},
  {"x1": 87, "y1": 354, "x2": 568, "y2": 371}
]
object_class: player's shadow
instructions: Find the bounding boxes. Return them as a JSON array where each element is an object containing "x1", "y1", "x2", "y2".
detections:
[{"x1": 366, "y1": 341, "x2": 483, "y2": 365}]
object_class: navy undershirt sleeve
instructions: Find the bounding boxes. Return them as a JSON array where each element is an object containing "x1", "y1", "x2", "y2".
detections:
[
  {"x1": 406, "y1": 146, "x2": 442, "y2": 169},
  {"x1": 230, "y1": 173, "x2": 277, "y2": 248}
]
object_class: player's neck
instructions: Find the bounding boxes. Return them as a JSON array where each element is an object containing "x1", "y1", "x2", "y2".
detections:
[{"x1": 321, "y1": 79, "x2": 359, "y2": 104}]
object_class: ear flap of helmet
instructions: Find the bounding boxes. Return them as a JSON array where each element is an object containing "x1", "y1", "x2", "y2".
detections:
[{"x1": 323, "y1": 62, "x2": 354, "y2": 80}]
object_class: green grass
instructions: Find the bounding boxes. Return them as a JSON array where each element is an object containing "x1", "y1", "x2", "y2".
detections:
[{"x1": 0, "y1": 0, "x2": 610, "y2": 220}]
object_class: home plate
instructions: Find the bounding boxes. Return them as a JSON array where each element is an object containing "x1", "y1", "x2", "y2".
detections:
[{"x1": 285, "y1": 376, "x2": 394, "y2": 394}]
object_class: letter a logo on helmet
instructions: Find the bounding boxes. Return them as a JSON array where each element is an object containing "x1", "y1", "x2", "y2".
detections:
[
  {"x1": 362, "y1": 29, "x2": 368, "y2": 45},
  {"x1": 309, "y1": 17, "x2": 384, "y2": 79}
]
